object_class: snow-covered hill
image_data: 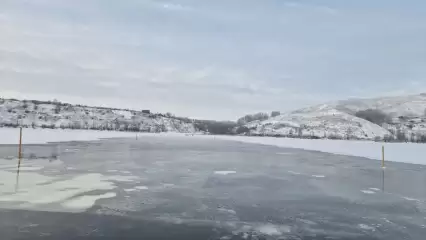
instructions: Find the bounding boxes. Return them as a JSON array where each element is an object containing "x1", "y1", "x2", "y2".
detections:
[
  {"x1": 335, "y1": 93, "x2": 426, "y2": 117},
  {"x1": 246, "y1": 104, "x2": 390, "y2": 140},
  {"x1": 242, "y1": 93, "x2": 426, "y2": 140},
  {"x1": 334, "y1": 94, "x2": 426, "y2": 137},
  {"x1": 0, "y1": 98, "x2": 197, "y2": 133}
]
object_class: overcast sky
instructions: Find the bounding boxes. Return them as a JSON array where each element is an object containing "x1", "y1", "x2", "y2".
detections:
[{"x1": 1, "y1": 0, "x2": 426, "y2": 120}]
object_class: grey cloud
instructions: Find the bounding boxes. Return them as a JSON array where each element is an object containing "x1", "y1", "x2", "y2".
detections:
[{"x1": 1, "y1": 0, "x2": 426, "y2": 119}]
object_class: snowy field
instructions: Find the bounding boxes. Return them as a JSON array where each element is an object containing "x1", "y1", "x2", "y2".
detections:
[
  {"x1": 197, "y1": 135, "x2": 426, "y2": 165},
  {"x1": 0, "y1": 128, "x2": 139, "y2": 144}
]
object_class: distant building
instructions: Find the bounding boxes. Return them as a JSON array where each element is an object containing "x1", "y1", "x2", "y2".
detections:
[{"x1": 142, "y1": 110, "x2": 151, "y2": 114}]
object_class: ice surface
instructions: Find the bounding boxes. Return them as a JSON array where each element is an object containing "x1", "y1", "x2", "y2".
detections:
[{"x1": 162, "y1": 183, "x2": 175, "y2": 187}]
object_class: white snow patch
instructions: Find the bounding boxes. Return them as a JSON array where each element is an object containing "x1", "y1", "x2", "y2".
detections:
[
  {"x1": 382, "y1": 218, "x2": 393, "y2": 224},
  {"x1": 217, "y1": 208, "x2": 237, "y2": 215},
  {"x1": 276, "y1": 152, "x2": 293, "y2": 155},
  {"x1": 61, "y1": 192, "x2": 116, "y2": 210},
  {"x1": 0, "y1": 163, "x2": 138, "y2": 212},
  {"x1": 402, "y1": 197, "x2": 420, "y2": 201},
  {"x1": 255, "y1": 224, "x2": 290, "y2": 236},
  {"x1": 369, "y1": 188, "x2": 380, "y2": 191},
  {"x1": 162, "y1": 183, "x2": 175, "y2": 187},
  {"x1": 312, "y1": 175, "x2": 325, "y2": 178},
  {"x1": 124, "y1": 189, "x2": 137, "y2": 192},
  {"x1": 256, "y1": 225, "x2": 281, "y2": 236},
  {"x1": 358, "y1": 224, "x2": 376, "y2": 231},
  {"x1": 0, "y1": 172, "x2": 114, "y2": 205},
  {"x1": 287, "y1": 171, "x2": 301, "y2": 175},
  {"x1": 361, "y1": 190, "x2": 376, "y2": 194},
  {"x1": 214, "y1": 171, "x2": 236, "y2": 175},
  {"x1": 135, "y1": 186, "x2": 149, "y2": 190}
]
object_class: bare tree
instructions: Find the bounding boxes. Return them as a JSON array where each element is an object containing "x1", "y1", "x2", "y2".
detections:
[
  {"x1": 383, "y1": 134, "x2": 394, "y2": 142},
  {"x1": 355, "y1": 109, "x2": 390, "y2": 125},
  {"x1": 54, "y1": 104, "x2": 61, "y2": 114},
  {"x1": 237, "y1": 112, "x2": 269, "y2": 125},
  {"x1": 297, "y1": 127, "x2": 303, "y2": 137},
  {"x1": 396, "y1": 127, "x2": 407, "y2": 142},
  {"x1": 346, "y1": 127, "x2": 354, "y2": 140},
  {"x1": 271, "y1": 111, "x2": 280, "y2": 118}
]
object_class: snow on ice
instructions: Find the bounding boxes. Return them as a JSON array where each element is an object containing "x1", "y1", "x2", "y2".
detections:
[
  {"x1": 0, "y1": 167, "x2": 138, "y2": 212},
  {"x1": 214, "y1": 171, "x2": 237, "y2": 175}
]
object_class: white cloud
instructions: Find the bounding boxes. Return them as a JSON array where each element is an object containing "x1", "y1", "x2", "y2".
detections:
[
  {"x1": 162, "y1": 3, "x2": 191, "y2": 11},
  {"x1": 97, "y1": 81, "x2": 121, "y2": 88}
]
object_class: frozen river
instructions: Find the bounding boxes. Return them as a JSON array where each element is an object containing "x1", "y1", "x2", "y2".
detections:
[{"x1": 0, "y1": 135, "x2": 425, "y2": 239}]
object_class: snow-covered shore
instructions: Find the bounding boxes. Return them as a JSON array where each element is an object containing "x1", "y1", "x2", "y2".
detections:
[
  {"x1": 196, "y1": 135, "x2": 426, "y2": 165},
  {"x1": 1, "y1": 127, "x2": 425, "y2": 166},
  {"x1": 0, "y1": 128, "x2": 139, "y2": 144}
]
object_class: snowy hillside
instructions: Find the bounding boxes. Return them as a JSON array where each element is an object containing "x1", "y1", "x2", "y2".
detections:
[
  {"x1": 335, "y1": 93, "x2": 426, "y2": 117},
  {"x1": 0, "y1": 98, "x2": 197, "y2": 133},
  {"x1": 246, "y1": 104, "x2": 390, "y2": 140},
  {"x1": 242, "y1": 93, "x2": 426, "y2": 141},
  {"x1": 334, "y1": 93, "x2": 426, "y2": 138}
]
